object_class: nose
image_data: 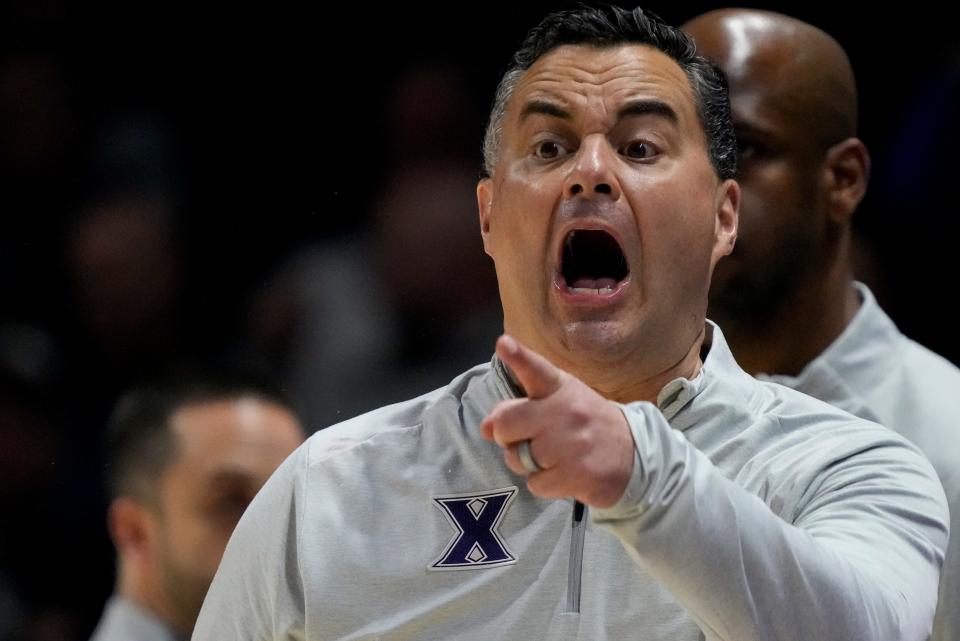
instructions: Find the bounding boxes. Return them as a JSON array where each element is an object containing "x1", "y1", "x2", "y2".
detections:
[{"x1": 563, "y1": 134, "x2": 622, "y2": 202}]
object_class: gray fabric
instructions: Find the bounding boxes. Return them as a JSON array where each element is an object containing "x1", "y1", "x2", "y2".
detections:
[
  {"x1": 90, "y1": 596, "x2": 180, "y2": 641},
  {"x1": 193, "y1": 323, "x2": 948, "y2": 641},
  {"x1": 762, "y1": 282, "x2": 960, "y2": 641}
]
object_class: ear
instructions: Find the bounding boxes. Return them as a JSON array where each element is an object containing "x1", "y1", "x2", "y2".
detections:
[
  {"x1": 825, "y1": 137, "x2": 870, "y2": 224},
  {"x1": 477, "y1": 178, "x2": 494, "y2": 257},
  {"x1": 108, "y1": 496, "x2": 157, "y2": 565},
  {"x1": 710, "y1": 178, "x2": 740, "y2": 268}
]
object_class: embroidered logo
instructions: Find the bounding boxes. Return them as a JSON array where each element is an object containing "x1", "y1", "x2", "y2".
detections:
[{"x1": 429, "y1": 486, "x2": 518, "y2": 571}]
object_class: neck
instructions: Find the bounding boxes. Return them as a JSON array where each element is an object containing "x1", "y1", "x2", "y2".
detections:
[
  {"x1": 117, "y1": 561, "x2": 187, "y2": 638},
  {"x1": 603, "y1": 329, "x2": 705, "y2": 403},
  {"x1": 562, "y1": 326, "x2": 706, "y2": 404},
  {"x1": 715, "y1": 241, "x2": 859, "y2": 377}
]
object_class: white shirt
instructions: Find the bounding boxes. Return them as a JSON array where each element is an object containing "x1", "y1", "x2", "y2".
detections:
[
  {"x1": 763, "y1": 282, "x2": 960, "y2": 641},
  {"x1": 194, "y1": 323, "x2": 948, "y2": 641},
  {"x1": 90, "y1": 596, "x2": 181, "y2": 641}
]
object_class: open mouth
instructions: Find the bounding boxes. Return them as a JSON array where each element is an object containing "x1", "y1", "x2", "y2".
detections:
[{"x1": 560, "y1": 229, "x2": 630, "y2": 294}]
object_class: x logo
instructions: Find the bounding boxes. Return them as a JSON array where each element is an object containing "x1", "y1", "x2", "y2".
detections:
[{"x1": 430, "y1": 487, "x2": 518, "y2": 570}]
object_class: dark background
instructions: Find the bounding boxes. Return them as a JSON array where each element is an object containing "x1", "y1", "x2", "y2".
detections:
[{"x1": 2, "y1": 2, "x2": 957, "y2": 639}]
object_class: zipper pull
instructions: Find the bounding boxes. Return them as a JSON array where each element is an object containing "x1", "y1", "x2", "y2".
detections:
[{"x1": 573, "y1": 500, "x2": 585, "y2": 523}]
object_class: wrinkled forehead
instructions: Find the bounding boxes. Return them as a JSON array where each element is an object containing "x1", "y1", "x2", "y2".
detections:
[{"x1": 507, "y1": 44, "x2": 700, "y2": 130}]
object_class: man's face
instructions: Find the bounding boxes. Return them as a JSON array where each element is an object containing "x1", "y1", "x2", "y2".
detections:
[
  {"x1": 686, "y1": 25, "x2": 831, "y2": 317},
  {"x1": 478, "y1": 44, "x2": 737, "y2": 379},
  {"x1": 153, "y1": 399, "x2": 303, "y2": 632}
]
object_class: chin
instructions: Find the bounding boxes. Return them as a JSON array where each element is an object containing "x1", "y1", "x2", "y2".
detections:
[{"x1": 556, "y1": 319, "x2": 635, "y2": 365}]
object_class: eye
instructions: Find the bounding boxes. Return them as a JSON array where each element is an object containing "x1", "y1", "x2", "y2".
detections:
[
  {"x1": 208, "y1": 491, "x2": 253, "y2": 523},
  {"x1": 621, "y1": 140, "x2": 657, "y2": 160},
  {"x1": 535, "y1": 140, "x2": 567, "y2": 160}
]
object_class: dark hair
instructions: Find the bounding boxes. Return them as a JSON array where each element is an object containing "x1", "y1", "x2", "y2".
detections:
[
  {"x1": 104, "y1": 370, "x2": 295, "y2": 504},
  {"x1": 482, "y1": 5, "x2": 736, "y2": 180}
]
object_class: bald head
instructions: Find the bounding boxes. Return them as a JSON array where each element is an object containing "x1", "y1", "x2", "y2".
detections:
[
  {"x1": 684, "y1": 9, "x2": 870, "y2": 335},
  {"x1": 684, "y1": 9, "x2": 858, "y2": 148}
]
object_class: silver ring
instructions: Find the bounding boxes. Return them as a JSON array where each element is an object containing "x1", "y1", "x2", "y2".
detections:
[{"x1": 517, "y1": 439, "x2": 543, "y2": 474}]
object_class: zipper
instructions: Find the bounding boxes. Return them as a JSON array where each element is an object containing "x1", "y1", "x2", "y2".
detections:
[
  {"x1": 499, "y1": 359, "x2": 586, "y2": 613},
  {"x1": 565, "y1": 500, "x2": 587, "y2": 613}
]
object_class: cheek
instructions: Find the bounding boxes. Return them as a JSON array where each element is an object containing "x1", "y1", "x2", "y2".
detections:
[
  {"x1": 489, "y1": 179, "x2": 553, "y2": 265},
  {"x1": 739, "y1": 159, "x2": 815, "y2": 215},
  {"x1": 182, "y1": 513, "x2": 237, "y2": 577},
  {"x1": 635, "y1": 180, "x2": 719, "y2": 289},
  {"x1": 166, "y1": 501, "x2": 233, "y2": 556},
  {"x1": 639, "y1": 172, "x2": 717, "y2": 242},
  {"x1": 738, "y1": 169, "x2": 818, "y2": 246},
  {"x1": 499, "y1": 156, "x2": 565, "y2": 208},
  {"x1": 735, "y1": 188, "x2": 775, "y2": 242}
]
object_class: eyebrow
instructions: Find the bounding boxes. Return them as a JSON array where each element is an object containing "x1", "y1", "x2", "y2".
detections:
[
  {"x1": 519, "y1": 100, "x2": 572, "y2": 122},
  {"x1": 519, "y1": 98, "x2": 680, "y2": 126},
  {"x1": 617, "y1": 99, "x2": 679, "y2": 124}
]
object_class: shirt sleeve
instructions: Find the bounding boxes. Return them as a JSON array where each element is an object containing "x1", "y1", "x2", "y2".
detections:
[
  {"x1": 592, "y1": 401, "x2": 949, "y2": 641},
  {"x1": 932, "y1": 470, "x2": 960, "y2": 641},
  {"x1": 191, "y1": 443, "x2": 309, "y2": 641}
]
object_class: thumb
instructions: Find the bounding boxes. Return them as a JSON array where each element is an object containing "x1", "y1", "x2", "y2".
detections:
[{"x1": 496, "y1": 335, "x2": 565, "y2": 399}]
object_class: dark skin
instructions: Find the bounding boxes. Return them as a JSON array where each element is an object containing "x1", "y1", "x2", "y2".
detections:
[{"x1": 682, "y1": 9, "x2": 870, "y2": 376}]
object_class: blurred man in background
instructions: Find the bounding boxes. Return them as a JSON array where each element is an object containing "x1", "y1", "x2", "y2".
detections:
[
  {"x1": 684, "y1": 10, "x2": 960, "y2": 640},
  {"x1": 89, "y1": 373, "x2": 303, "y2": 641}
]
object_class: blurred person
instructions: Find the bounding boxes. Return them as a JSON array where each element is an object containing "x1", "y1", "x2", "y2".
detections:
[
  {"x1": 89, "y1": 372, "x2": 304, "y2": 641},
  {"x1": 242, "y1": 160, "x2": 500, "y2": 432},
  {"x1": 195, "y1": 7, "x2": 946, "y2": 640},
  {"x1": 684, "y1": 10, "x2": 960, "y2": 639},
  {"x1": 65, "y1": 194, "x2": 185, "y2": 370},
  {"x1": 60, "y1": 191, "x2": 195, "y2": 474},
  {"x1": 241, "y1": 62, "x2": 500, "y2": 431}
]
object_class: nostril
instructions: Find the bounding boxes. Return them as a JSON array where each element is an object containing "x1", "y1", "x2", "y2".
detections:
[
  {"x1": 570, "y1": 184, "x2": 583, "y2": 195},
  {"x1": 595, "y1": 183, "x2": 611, "y2": 195}
]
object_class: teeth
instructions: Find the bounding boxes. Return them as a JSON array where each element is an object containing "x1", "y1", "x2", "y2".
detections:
[
  {"x1": 570, "y1": 287, "x2": 615, "y2": 295},
  {"x1": 565, "y1": 231, "x2": 576, "y2": 251}
]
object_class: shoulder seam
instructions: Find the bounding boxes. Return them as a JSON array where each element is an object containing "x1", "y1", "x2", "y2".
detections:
[{"x1": 306, "y1": 421, "x2": 427, "y2": 467}]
